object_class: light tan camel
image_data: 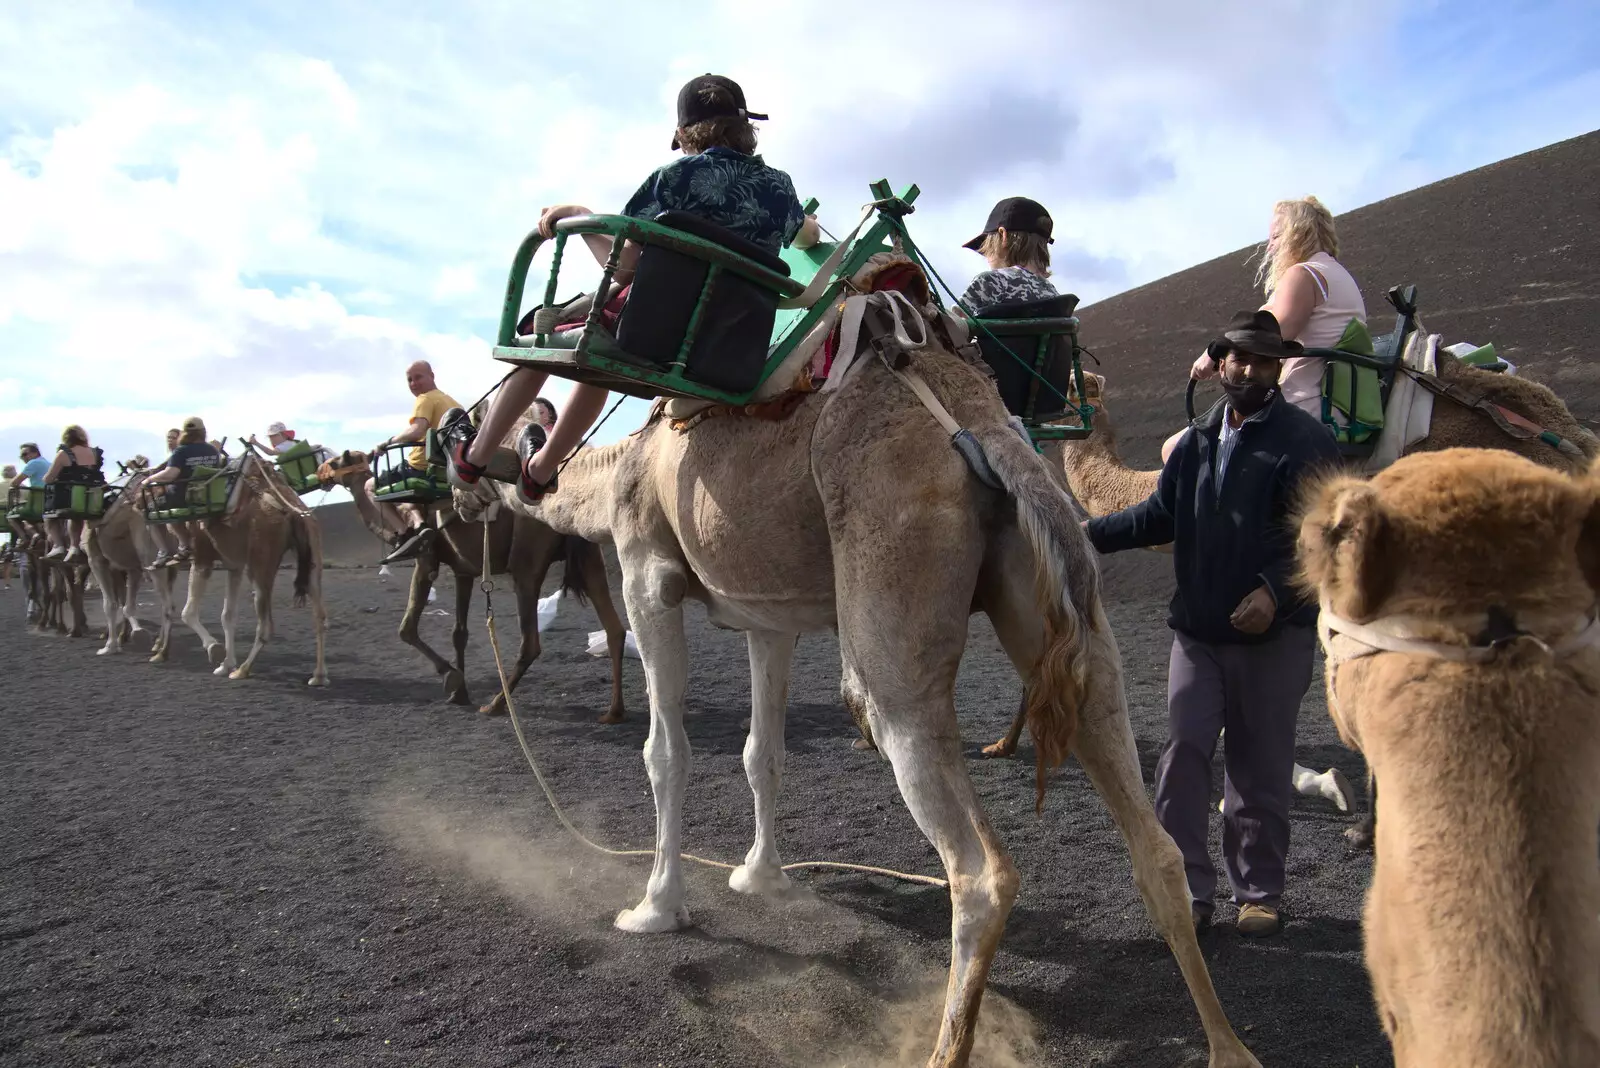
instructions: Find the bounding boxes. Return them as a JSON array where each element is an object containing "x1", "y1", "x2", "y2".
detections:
[
  {"x1": 162, "y1": 451, "x2": 330, "y2": 686},
  {"x1": 1298, "y1": 448, "x2": 1600, "y2": 1067},
  {"x1": 324, "y1": 450, "x2": 628, "y2": 720},
  {"x1": 83, "y1": 470, "x2": 179, "y2": 656},
  {"x1": 458, "y1": 300, "x2": 1258, "y2": 1068}
]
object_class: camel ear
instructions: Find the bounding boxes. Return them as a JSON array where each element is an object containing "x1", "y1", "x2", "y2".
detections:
[{"x1": 1298, "y1": 477, "x2": 1396, "y2": 621}]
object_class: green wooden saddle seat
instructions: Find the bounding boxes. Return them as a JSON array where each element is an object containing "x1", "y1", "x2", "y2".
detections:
[
  {"x1": 1307, "y1": 284, "x2": 1420, "y2": 458},
  {"x1": 42, "y1": 481, "x2": 107, "y2": 520},
  {"x1": 968, "y1": 294, "x2": 1092, "y2": 442},
  {"x1": 143, "y1": 464, "x2": 236, "y2": 524},
  {"x1": 493, "y1": 181, "x2": 924, "y2": 407},
  {"x1": 370, "y1": 438, "x2": 450, "y2": 504},
  {"x1": 7, "y1": 486, "x2": 46, "y2": 522},
  {"x1": 275, "y1": 441, "x2": 323, "y2": 495}
]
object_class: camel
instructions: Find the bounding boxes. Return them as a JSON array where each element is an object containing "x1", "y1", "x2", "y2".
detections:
[
  {"x1": 83, "y1": 470, "x2": 180, "y2": 657},
  {"x1": 1297, "y1": 448, "x2": 1600, "y2": 1067},
  {"x1": 159, "y1": 451, "x2": 330, "y2": 686},
  {"x1": 324, "y1": 447, "x2": 628, "y2": 720},
  {"x1": 458, "y1": 292, "x2": 1258, "y2": 1068}
]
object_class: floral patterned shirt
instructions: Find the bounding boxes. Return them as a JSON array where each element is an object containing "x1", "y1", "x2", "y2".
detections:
[
  {"x1": 623, "y1": 147, "x2": 806, "y2": 254},
  {"x1": 959, "y1": 266, "x2": 1059, "y2": 312}
]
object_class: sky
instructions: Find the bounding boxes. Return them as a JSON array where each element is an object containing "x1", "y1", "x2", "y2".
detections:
[{"x1": 2, "y1": 0, "x2": 1597, "y2": 495}]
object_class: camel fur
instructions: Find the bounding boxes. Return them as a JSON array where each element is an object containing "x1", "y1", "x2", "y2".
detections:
[
  {"x1": 160, "y1": 452, "x2": 330, "y2": 686},
  {"x1": 1297, "y1": 448, "x2": 1600, "y2": 1067},
  {"x1": 458, "y1": 303, "x2": 1258, "y2": 1068},
  {"x1": 83, "y1": 470, "x2": 180, "y2": 657}
]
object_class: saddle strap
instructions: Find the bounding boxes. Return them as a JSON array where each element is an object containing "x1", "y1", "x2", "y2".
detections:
[
  {"x1": 1405, "y1": 370, "x2": 1586, "y2": 458},
  {"x1": 776, "y1": 203, "x2": 879, "y2": 311}
]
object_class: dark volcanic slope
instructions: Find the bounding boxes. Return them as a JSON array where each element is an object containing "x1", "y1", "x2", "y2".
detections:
[{"x1": 1080, "y1": 129, "x2": 1600, "y2": 470}]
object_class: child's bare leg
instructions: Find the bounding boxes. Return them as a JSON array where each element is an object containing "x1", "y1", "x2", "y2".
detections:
[
  {"x1": 526, "y1": 382, "x2": 611, "y2": 484},
  {"x1": 465, "y1": 367, "x2": 548, "y2": 467},
  {"x1": 70, "y1": 519, "x2": 85, "y2": 551}
]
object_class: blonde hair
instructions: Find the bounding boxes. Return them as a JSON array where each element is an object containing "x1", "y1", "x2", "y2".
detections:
[
  {"x1": 675, "y1": 85, "x2": 758, "y2": 155},
  {"x1": 979, "y1": 230, "x2": 1052, "y2": 277},
  {"x1": 1255, "y1": 195, "x2": 1340, "y2": 295}
]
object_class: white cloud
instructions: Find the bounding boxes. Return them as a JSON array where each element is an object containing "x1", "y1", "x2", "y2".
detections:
[{"x1": 1, "y1": 0, "x2": 1596, "y2": 473}]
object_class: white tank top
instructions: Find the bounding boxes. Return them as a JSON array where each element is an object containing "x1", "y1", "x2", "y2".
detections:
[{"x1": 1279, "y1": 251, "x2": 1367, "y2": 411}]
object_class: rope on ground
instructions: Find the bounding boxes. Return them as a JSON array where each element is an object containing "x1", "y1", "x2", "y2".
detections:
[{"x1": 477, "y1": 523, "x2": 946, "y2": 888}]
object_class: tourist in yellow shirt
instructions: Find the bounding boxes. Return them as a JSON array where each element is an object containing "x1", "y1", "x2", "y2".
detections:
[{"x1": 370, "y1": 360, "x2": 459, "y2": 563}]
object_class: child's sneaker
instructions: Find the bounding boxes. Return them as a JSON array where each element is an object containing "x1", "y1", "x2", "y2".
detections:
[
  {"x1": 438, "y1": 409, "x2": 486, "y2": 489},
  {"x1": 515, "y1": 423, "x2": 558, "y2": 506}
]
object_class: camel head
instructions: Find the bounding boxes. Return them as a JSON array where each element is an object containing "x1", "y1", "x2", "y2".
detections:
[
  {"x1": 1298, "y1": 446, "x2": 1600, "y2": 632},
  {"x1": 1297, "y1": 447, "x2": 1600, "y2": 1067},
  {"x1": 316, "y1": 449, "x2": 372, "y2": 492}
]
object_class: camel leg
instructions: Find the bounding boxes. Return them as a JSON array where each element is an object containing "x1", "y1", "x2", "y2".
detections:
[
  {"x1": 123, "y1": 569, "x2": 145, "y2": 642},
  {"x1": 1063, "y1": 616, "x2": 1259, "y2": 1068},
  {"x1": 480, "y1": 567, "x2": 543, "y2": 717},
  {"x1": 982, "y1": 694, "x2": 1029, "y2": 758},
  {"x1": 149, "y1": 566, "x2": 175, "y2": 661},
  {"x1": 213, "y1": 567, "x2": 245, "y2": 676},
  {"x1": 614, "y1": 546, "x2": 693, "y2": 934},
  {"x1": 229, "y1": 556, "x2": 278, "y2": 680},
  {"x1": 451, "y1": 570, "x2": 473, "y2": 690},
  {"x1": 67, "y1": 566, "x2": 88, "y2": 637},
  {"x1": 729, "y1": 629, "x2": 797, "y2": 898},
  {"x1": 398, "y1": 558, "x2": 468, "y2": 704},
  {"x1": 179, "y1": 564, "x2": 226, "y2": 667},
  {"x1": 305, "y1": 551, "x2": 330, "y2": 688},
  {"x1": 584, "y1": 541, "x2": 628, "y2": 725},
  {"x1": 92, "y1": 555, "x2": 122, "y2": 656}
]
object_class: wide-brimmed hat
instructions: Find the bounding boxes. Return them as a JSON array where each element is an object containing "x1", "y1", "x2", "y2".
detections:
[{"x1": 1206, "y1": 309, "x2": 1304, "y2": 362}]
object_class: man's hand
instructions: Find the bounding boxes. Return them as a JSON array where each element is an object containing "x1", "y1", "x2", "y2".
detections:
[
  {"x1": 538, "y1": 204, "x2": 592, "y2": 239},
  {"x1": 1191, "y1": 351, "x2": 1219, "y2": 381},
  {"x1": 1230, "y1": 584, "x2": 1276, "y2": 635}
]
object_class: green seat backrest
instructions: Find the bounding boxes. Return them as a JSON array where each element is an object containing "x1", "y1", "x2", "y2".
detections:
[
  {"x1": 55, "y1": 483, "x2": 106, "y2": 518},
  {"x1": 186, "y1": 466, "x2": 230, "y2": 511},
  {"x1": 1321, "y1": 317, "x2": 1385, "y2": 444},
  {"x1": 276, "y1": 444, "x2": 321, "y2": 492},
  {"x1": 8, "y1": 486, "x2": 47, "y2": 519}
]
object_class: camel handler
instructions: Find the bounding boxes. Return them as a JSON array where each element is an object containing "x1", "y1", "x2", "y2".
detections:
[
  {"x1": 371, "y1": 360, "x2": 460, "y2": 565},
  {"x1": 1083, "y1": 310, "x2": 1339, "y2": 938}
]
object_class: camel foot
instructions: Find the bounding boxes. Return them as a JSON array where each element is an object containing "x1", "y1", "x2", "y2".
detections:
[
  {"x1": 728, "y1": 863, "x2": 795, "y2": 899},
  {"x1": 981, "y1": 738, "x2": 1016, "y2": 758},
  {"x1": 442, "y1": 669, "x2": 469, "y2": 705},
  {"x1": 227, "y1": 665, "x2": 252, "y2": 681},
  {"x1": 206, "y1": 643, "x2": 225, "y2": 666},
  {"x1": 851, "y1": 736, "x2": 877, "y2": 751},
  {"x1": 597, "y1": 710, "x2": 625, "y2": 725},
  {"x1": 307, "y1": 675, "x2": 330, "y2": 688},
  {"x1": 478, "y1": 700, "x2": 507, "y2": 717},
  {"x1": 615, "y1": 901, "x2": 691, "y2": 934},
  {"x1": 97, "y1": 644, "x2": 118, "y2": 656},
  {"x1": 1322, "y1": 767, "x2": 1353, "y2": 813},
  {"x1": 1345, "y1": 817, "x2": 1375, "y2": 851}
]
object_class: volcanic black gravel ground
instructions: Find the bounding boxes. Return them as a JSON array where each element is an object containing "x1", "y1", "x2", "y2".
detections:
[{"x1": 1, "y1": 561, "x2": 1385, "y2": 1068}]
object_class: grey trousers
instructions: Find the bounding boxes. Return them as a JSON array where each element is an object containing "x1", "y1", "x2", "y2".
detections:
[{"x1": 1156, "y1": 625, "x2": 1316, "y2": 912}]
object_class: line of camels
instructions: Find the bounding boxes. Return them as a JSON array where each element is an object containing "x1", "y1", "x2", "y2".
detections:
[{"x1": 13, "y1": 295, "x2": 1599, "y2": 1066}]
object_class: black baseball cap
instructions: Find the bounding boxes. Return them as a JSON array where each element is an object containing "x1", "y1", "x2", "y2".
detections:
[
  {"x1": 671, "y1": 74, "x2": 768, "y2": 149},
  {"x1": 963, "y1": 196, "x2": 1055, "y2": 250}
]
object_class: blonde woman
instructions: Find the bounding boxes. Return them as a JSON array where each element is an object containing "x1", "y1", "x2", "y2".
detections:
[{"x1": 1163, "y1": 196, "x2": 1366, "y2": 460}]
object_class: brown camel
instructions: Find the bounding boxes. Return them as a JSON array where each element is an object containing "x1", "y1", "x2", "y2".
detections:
[
  {"x1": 323, "y1": 439, "x2": 628, "y2": 721},
  {"x1": 1298, "y1": 448, "x2": 1600, "y2": 1067},
  {"x1": 83, "y1": 470, "x2": 179, "y2": 656},
  {"x1": 458, "y1": 292, "x2": 1258, "y2": 1068},
  {"x1": 159, "y1": 451, "x2": 330, "y2": 686}
]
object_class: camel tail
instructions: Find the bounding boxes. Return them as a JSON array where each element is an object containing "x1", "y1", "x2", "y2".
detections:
[
  {"x1": 973, "y1": 423, "x2": 1103, "y2": 813},
  {"x1": 290, "y1": 515, "x2": 315, "y2": 608},
  {"x1": 558, "y1": 535, "x2": 595, "y2": 607}
]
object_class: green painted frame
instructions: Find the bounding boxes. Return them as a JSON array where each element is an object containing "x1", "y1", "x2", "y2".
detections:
[
  {"x1": 370, "y1": 439, "x2": 450, "y2": 505},
  {"x1": 491, "y1": 181, "x2": 922, "y2": 405},
  {"x1": 966, "y1": 315, "x2": 1092, "y2": 442}
]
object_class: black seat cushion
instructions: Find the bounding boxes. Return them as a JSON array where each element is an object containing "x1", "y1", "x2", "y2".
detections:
[
  {"x1": 649, "y1": 210, "x2": 790, "y2": 276},
  {"x1": 614, "y1": 211, "x2": 790, "y2": 394},
  {"x1": 970, "y1": 295, "x2": 1082, "y2": 422}
]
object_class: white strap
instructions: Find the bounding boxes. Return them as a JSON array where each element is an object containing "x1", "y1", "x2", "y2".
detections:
[
  {"x1": 777, "y1": 203, "x2": 878, "y2": 310},
  {"x1": 822, "y1": 291, "x2": 929, "y2": 394},
  {"x1": 881, "y1": 356, "x2": 961, "y2": 436},
  {"x1": 1297, "y1": 261, "x2": 1329, "y2": 301}
]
